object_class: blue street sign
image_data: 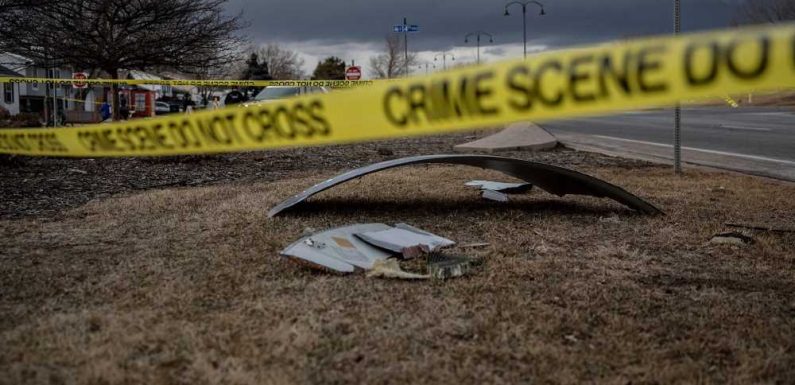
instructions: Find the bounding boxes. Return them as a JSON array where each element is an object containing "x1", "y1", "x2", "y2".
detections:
[{"x1": 393, "y1": 24, "x2": 419, "y2": 33}]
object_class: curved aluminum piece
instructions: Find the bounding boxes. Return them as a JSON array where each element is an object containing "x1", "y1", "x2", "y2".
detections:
[{"x1": 268, "y1": 154, "x2": 663, "y2": 217}]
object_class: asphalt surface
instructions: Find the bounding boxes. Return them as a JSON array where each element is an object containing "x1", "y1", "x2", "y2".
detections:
[{"x1": 541, "y1": 107, "x2": 795, "y2": 163}]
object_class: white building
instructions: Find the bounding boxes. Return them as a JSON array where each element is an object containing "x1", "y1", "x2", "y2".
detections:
[
  {"x1": 0, "y1": 64, "x2": 22, "y2": 115},
  {"x1": 0, "y1": 52, "x2": 76, "y2": 117}
]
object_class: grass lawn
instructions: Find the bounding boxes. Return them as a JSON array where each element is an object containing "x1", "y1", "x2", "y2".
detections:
[{"x1": 1, "y1": 155, "x2": 794, "y2": 384}]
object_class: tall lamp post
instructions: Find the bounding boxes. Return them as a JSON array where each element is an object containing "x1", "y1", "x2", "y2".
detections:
[
  {"x1": 464, "y1": 31, "x2": 494, "y2": 65},
  {"x1": 673, "y1": 0, "x2": 682, "y2": 174},
  {"x1": 418, "y1": 62, "x2": 435, "y2": 74},
  {"x1": 504, "y1": 0, "x2": 545, "y2": 59},
  {"x1": 434, "y1": 52, "x2": 455, "y2": 70}
]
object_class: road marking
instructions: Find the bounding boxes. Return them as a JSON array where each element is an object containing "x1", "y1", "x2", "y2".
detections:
[
  {"x1": 746, "y1": 112, "x2": 795, "y2": 117},
  {"x1": 592, "y1": 135, "x2": 795, "y2": 166},
  {"x1": 620, "y1": 110, "x2": 655, "y2": 115},
  {"x1": 717, "y1": 125, "x2": 772, "y2": 132}
]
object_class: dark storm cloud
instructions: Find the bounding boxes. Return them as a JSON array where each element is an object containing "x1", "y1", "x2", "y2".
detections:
[{"x1": 226, "y1": 0, "x2": 742, "y2": 50}]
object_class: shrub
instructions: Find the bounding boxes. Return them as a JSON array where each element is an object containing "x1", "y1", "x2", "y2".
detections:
[{"x1": 9, "y1": 113, "x2": 42, "y2": 128}]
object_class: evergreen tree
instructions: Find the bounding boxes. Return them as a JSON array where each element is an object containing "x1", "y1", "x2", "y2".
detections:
[
  {"x1": 311, "y1": 56, "x2": 346, "y2": 80},
  {"x1": 242, "y1": 53, "x2": 272, "y2": 98},
  {"x1": 243, "y1": 53, "x2": 272, "y2": 80}
]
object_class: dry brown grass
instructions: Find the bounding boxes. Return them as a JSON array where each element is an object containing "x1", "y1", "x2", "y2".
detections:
[{"x1": 1, "y1": 163, "x2": 794, "y2": 384}]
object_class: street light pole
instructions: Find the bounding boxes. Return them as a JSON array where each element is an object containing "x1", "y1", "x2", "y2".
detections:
[
  {"x1": 504, "y1": 1, "x2": 545, "y2": 60},
  {"x1": 465, "y1": 31, "x2": 494, "y2": 65},
  {"x1": 434, "y1": 52, "x2": 455, "y2": 70},
  {"x1": 674, "y1": 0, "x2": 682, "y2": 174},
  {"x1": 403, "y1": 17, "x2": 409, "y2": 77}
]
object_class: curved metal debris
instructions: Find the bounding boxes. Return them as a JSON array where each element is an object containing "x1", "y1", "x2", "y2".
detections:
[{"x1": 268, "y1": 154, "x2": 663, "y2": 217}]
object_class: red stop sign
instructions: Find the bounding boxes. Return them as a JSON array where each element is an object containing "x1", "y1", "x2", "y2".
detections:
[
  {"x1": 72, "y1": 72, "x2": 88, "y2": 89},
  {"x1": 345, "y1": 66, "x2": 361, "y2": 81}
]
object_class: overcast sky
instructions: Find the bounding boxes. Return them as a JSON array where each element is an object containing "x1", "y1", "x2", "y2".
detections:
[{"x1": 224, "y1": 0, "x2": 747, "y2": 77}]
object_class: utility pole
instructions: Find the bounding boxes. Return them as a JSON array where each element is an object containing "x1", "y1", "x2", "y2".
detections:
[
  {"x1": 43, "y1": 77, "x2": 49, "y2": 126},
  {"x1": 434, "y1": 52, "x2": 454, "y2": 70},
  {"x1": 504, "y1": 1, "x2": 545, "y2": 60},
  {"x1": 393, "y1": 18, "x2": 419, "y2": 77},
  {"x1": 403, "y1": 17, "x2": 409, "y2": 77},
  {"x1": 418, "y1": 63, "x2": 432, "y2": 74},
  {"x1": 52, "y1": 68, "x2": 59, "y2": 127},
  {"x1": 673, "y1": 0, "x2": 682, "y2": 174},
  {"x1": 465, "y1": 31, "x2": 494, "y2": 65},
  {"x1": 477, "y1": 34, "x2": 481, "y2": 64},
  {"x1": 43, "y1": 57, "x2": 49, "y2": 126}
]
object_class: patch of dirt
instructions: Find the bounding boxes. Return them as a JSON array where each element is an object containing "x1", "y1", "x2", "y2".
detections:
[{"x1": 1, "y1": 149, "x2": 793, "y2": 384}]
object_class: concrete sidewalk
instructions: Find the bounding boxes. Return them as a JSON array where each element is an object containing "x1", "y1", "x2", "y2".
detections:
[
  {"x1": 555, "y1": 132, "x2": 795, "y2": 181},
  {"x1": 454, "y1": 122, "x2": 557, "y2": 153}
]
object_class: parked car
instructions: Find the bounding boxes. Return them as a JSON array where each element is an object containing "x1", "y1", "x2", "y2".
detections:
[
  {"x1": 167, "y1": 101, "x2": 182, "y2": 113},
  {"x1": 155, "y1": 101, "x2": 172, "y2": 115},
  {"x1": 251, "y1": 86, "x2": 328, "y2": 103}
]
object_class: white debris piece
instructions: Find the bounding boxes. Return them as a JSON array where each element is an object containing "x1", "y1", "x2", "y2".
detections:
[
  {"x1": 465, "y1": 180, "x2": 533, "y2": 193},
  {"x1": 280, "y1": 223, "x2": 394, "y2": 273},
  {"x1": 709, "y1": 232, "x2": 754, "y2": 246},
  {"x1": 481, "y1": 189, "x2": 509, "y2": 202},
  {"x1": 355, "y1": 223, "x2": 455, "y2": 258}
]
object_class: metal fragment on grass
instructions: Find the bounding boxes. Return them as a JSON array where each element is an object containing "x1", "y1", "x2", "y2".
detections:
[
  {"x1": 282, "y1": 223, "x2": 457, "y2": 273},
  {"x1": 280, "y1": 223, "x2": 394, "y2": 273},
  {"x1": 427, "y1": 253, "x2": 474, "y2": 280},
  {"x1": 481, "y1": 189, "x2": 509, "y2": 202},
  {"x1": 709, "y1": 232, "x2": 754, "y2": 246},
  {"x1": 458, "y1": 242, "x2": 490, "y2": 249},
  {"x1": 465, "y1": 180, "x2": 533, "y2": 194},
  {"x1": 267, "y1": 155, "x2": 663, "y2": 217},
  {"x1": 355, "y1": 223, "x2": 455, "y2": 259},
  {"x1": 366, "y1": 260, "x2": 430, "y2": 280}
]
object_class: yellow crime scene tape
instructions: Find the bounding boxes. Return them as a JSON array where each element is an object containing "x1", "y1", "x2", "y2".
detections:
[
  {"x1": 0, "y1": 24, "x2": 793, "y2": 157},
  {"x1": 0, "y1": 78, "x2": 374, "y2": 88},
  {"x1": 58, "y1": 97, "x2": 103, "y2": 105},
  {"x1": 725, "y1": 96, "x2": 740, "y2": 108}
]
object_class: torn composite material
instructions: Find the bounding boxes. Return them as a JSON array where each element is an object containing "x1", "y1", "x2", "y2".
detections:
[
  {"x1": 355, "y1": 223, "x2": 455, "y2": 258},
  {"x1": 481, "y1": 189, "x2": 510, "y2": 202},
  {"x1": 465, "y1": 180, "x2": 533, "y2": 194},
  {"x1": 281, "y1": 223, "x2": 457, "y2": 273},
  {"x1": 280, "y1": 223, "x2": 394, "y2": 273},
  {"x1": 268, "y1": 154, "x2": 663, "y2": 217}
]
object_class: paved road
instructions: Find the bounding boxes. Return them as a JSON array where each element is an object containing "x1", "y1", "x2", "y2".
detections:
[{"x1": 540, "y1": 106, "x2": 795, "y2": 180}]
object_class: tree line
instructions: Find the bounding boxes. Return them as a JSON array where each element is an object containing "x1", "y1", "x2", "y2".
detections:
[{"x1": 0, "y1": 0, "x2": 791, "y2": 118}]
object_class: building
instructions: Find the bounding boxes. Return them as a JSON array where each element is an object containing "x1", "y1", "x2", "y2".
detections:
[
  {"x1": 114, "y1": 70, "x2": 173, "y2": 118},
  {"x1": 0, "y1": 64, "x2": 22, "y2": 115},
  {"x1": 1, "y1": 52, "x2": 197, "y2": 121},
  {"x1": 0, "y1": 52, "x2": 76, "y2": 120}
]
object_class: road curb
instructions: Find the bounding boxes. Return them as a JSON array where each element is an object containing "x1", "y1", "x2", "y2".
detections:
[{"x1": 555, "y1": 132, "x2": 795, "y2": 183}]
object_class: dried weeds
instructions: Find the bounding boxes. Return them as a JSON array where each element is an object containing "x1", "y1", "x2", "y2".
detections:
[{"x1": 1, "y1": 150, "x2": 793, "y2": 384}]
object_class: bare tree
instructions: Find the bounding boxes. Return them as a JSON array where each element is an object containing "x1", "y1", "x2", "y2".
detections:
[
  {"x1": 733, "y1": 0, "x2": 795, "y2": 24},
  {"x1": 255, "y1": 43, "x2": 305, "y2": 80},
  {"x1": 228, "y1": 44, "x2": 304, "y2": 81},
  {"x1": 0, "y1": 0, "x2": 245, "y2": 119},
  {"x1": 369, "y1": 35, "x2": 417, "y2": 79}
]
